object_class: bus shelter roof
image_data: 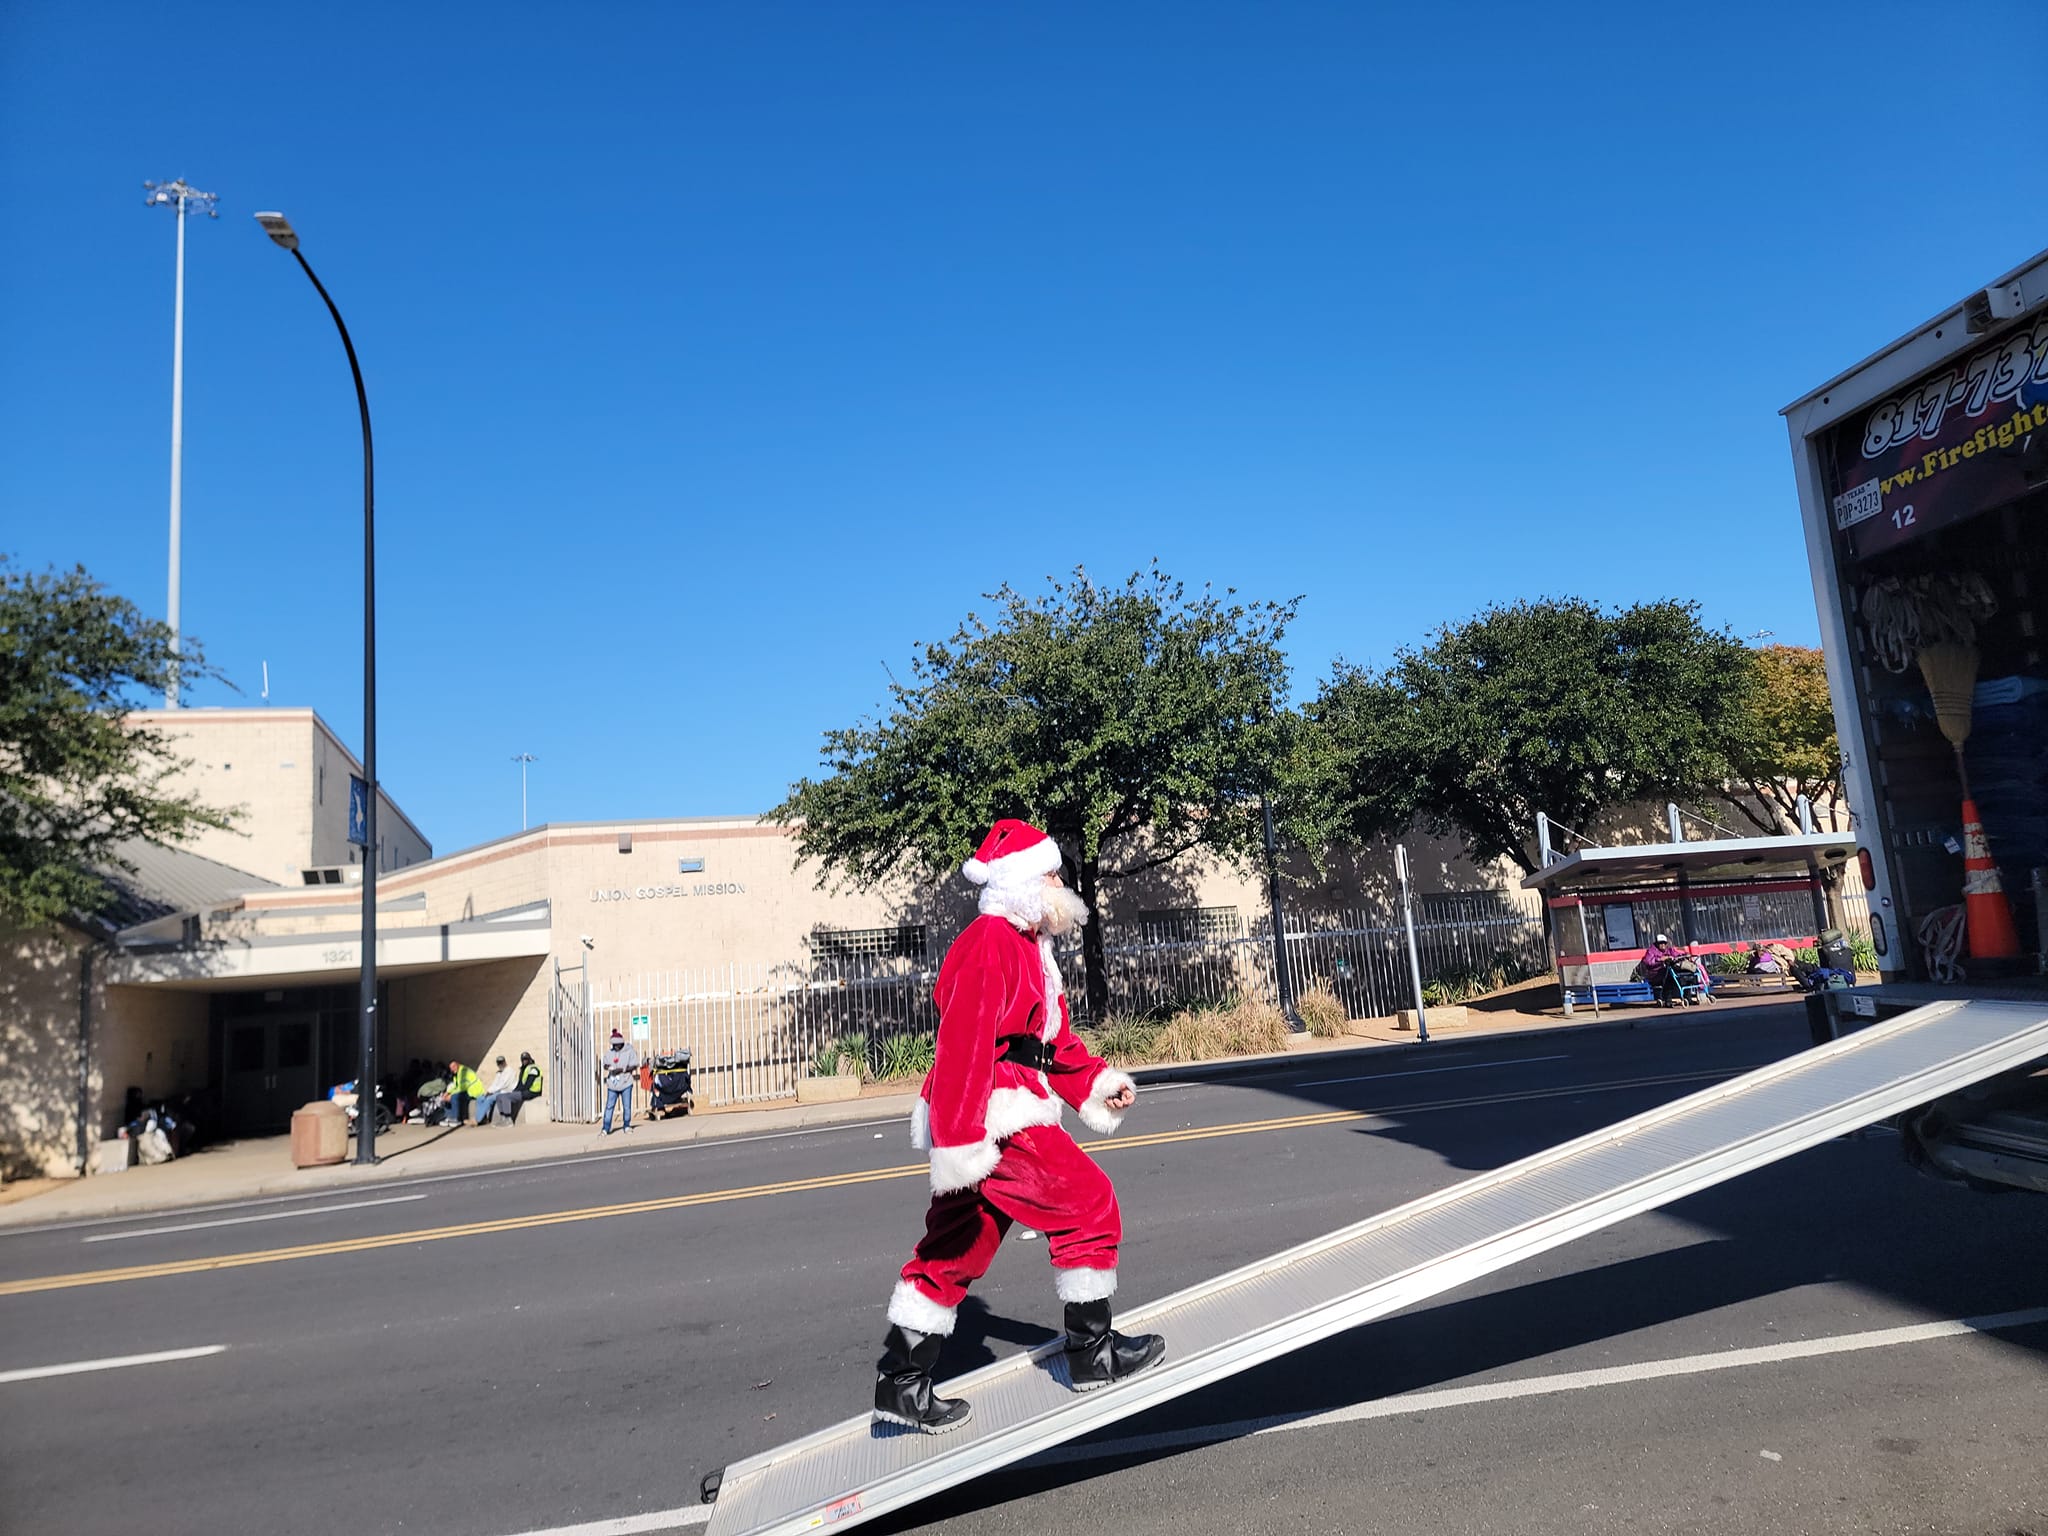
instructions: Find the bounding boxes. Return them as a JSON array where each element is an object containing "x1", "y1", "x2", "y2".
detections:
[{"x1": 1519, "y1": 831, "x2": 1856, "y2": 899}]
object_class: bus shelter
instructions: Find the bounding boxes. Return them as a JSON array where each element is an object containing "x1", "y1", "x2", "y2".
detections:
[{"x1": 1520, "y1": 831, "x2": 1856, "y2": 1010}]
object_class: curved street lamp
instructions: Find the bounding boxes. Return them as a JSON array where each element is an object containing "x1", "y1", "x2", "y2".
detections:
[{"x1": 255, "y1": 211, "x2": 381, "y2": 1165}]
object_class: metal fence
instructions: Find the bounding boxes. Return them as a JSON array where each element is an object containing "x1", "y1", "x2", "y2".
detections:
[
  {"x1": 1092, "y1": 903, "x2": 1547, "y2": 1023},
  {"x1": 548, "y1": 959, "x2": 597, "y2": 1124},
  {"x1": 582, "y1": 902, "x2": 1549, "y2": 1114},
  {"x1": 587, "y1": 961, "x2": 941, "y2": 1110}
]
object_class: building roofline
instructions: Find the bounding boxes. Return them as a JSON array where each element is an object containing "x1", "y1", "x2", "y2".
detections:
[{"x1": 129, "y1": 704, "x2": 434, "y2": 852}]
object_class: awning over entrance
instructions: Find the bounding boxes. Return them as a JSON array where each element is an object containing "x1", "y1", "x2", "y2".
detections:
[
  {"x1": 104, "y1": 903, "x2": 553, "y2": 990},
  {"x1": 1519, "y1": 832, "x2": 1856, "y2": 895}
]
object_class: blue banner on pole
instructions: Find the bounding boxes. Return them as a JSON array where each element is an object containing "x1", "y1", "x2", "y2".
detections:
[{"x1": 348, "y1": 775, "x2": 370, "y2": 847}]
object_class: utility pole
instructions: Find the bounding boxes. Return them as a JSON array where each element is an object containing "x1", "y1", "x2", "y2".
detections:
[
  {"x1": 144, "y1": 179, "x2": 218, "y2": 707},
  {"x1": 513, "y1": 753, "x2": 538, "y2": 829}
]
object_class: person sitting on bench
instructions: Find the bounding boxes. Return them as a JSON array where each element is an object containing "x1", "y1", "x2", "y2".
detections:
[{"x1": 1640, "y1": 933, "x2": 1697, "y2": 1004}]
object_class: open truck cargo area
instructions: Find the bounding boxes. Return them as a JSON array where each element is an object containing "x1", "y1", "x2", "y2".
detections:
[{"x1": 1784, "y1": 246, "x2": 2048, "y2": 1189}]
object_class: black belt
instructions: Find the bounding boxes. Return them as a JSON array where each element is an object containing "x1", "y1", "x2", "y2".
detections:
[{"x1": 996, "y1": 1032, "x2": 1082, "y2": 1075}]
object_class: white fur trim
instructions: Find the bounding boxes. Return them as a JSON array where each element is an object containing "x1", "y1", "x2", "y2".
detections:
[
  {"x1": 1038, "y1": 936, "x2": 1065, "y2": 1039},
  {"x1": 1054, "y1": 1266, "x2": 1118, "y2": 1303},
  {"x1": 888, "y1": 1280, "x2": 958, "y2": 1336},
  {"x1": 909, "y1": 1098, "x2": 931, "y2": 1151},
  {"x1": 962, "y1": 834, "x2": 1062, "y2": 886},
  {"x1": 927, "y1": 1137, "x2": 1003, "y2": 1195},
  {"x1": 1077, "y1": 1068, "x2": 1137, "y2": 1136},
  {"x1": 983, "y1": 1081, "x2": 1064, "y2": 1142}
]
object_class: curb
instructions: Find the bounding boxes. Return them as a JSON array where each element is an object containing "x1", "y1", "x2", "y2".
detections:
[{"x1": 0, "y1": 997, "x2": 1800, "y2": 1231}]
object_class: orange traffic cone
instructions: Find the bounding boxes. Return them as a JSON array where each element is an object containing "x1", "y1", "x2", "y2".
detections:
[{"x1": 1960, "y1": 798, "x2": 2022, "y2": 960}]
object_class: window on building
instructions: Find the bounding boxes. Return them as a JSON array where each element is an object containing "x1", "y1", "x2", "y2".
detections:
[
  {"x1": 1134, "y1": 906, "x2": 1240, "y2": 941},
  {"x1": 810, "y1": 925, "x2": 929, "y2": 962}
]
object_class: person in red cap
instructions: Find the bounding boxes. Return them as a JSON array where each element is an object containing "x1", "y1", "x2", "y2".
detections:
[{"x1": 874, "y1": 818, "x2": 1166, "y2": 1433}]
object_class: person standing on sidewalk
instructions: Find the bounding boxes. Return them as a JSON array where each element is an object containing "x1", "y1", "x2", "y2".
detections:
[
  {"x1": 874, "y1": 819, "x2": 1166, "y2": 1435},
  {"x1": 599, "y1": 1029, "x2": 641, "y2": 1135}
]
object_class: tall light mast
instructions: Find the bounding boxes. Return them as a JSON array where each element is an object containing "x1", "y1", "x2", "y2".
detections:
[{"x1": 144, "y1": 179, "x2": 219, "y2": 707}]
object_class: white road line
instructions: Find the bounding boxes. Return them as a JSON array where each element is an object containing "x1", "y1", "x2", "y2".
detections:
[
  {"x1": 495, "y1": 1306, "x2": 2048, "y2": 1536},
  {"x1": 508, "y1": 1508, "x2": 712, "y2": 1534},
  {"x1": 1296, "y1": 1053, "x2": 1569, "y2": 1089},
  {"x1": 0, "y1": 1345, "x2": 227, "y2": 1384},
  {"x1": 81, "y1": 1194, "x2": 428, "y2": 1243},
  {"x1": 1033, "y1": 1304, "x2": 2048, "y2": 1467}
]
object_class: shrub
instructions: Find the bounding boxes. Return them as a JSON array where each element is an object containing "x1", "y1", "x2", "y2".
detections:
[
  {"x1": 1151, "y1": 1006, "x2": 1228, "y2": 1063},
  {"x1": 874, "y1": 1032, "x2": 936, "y2": 1081},
  {"x1": 1849, "y1": 932, "x2": 1879, "y2": 973},
  {"x1": 1296, "y1": 984, "x2": 1349, "y2": 1038},
  {"x1": 1216, "y1": 995, "x2": 1290, "y2": 1056},
  {"x1": 809, "y1": 1038, "x2": 846, "y2": 1078},
  {"x1": 1708, "y1": 948, "x2": 1752, "y2": 978},
  {"x1": 1087, "y1": 1015, "x2": 1163, "y2": 1067}
]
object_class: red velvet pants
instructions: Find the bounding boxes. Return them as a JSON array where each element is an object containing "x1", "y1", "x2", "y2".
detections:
[{"x1": 899, "y1": 1124, "x2": 1121, "y2": 1308}]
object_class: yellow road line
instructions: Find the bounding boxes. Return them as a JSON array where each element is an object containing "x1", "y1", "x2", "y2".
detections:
[{"x1": 0, "y1": 1068, "x2": 1731, "y2": 1298}]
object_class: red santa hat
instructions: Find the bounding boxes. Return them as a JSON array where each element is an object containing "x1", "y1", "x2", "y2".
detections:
[{"x1": 962, "y1": 818, "x2": 1064, "y2": 886}]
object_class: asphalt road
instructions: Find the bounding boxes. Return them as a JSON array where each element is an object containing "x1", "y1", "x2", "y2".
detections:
[{"x1": 2, "y1": 1007, "x2": 2043, "y2": 1536}]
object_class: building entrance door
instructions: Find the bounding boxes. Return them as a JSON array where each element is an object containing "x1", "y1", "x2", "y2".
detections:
[{"x1": 223, "y1": 1014, "x2": 319, "y2": 1134}]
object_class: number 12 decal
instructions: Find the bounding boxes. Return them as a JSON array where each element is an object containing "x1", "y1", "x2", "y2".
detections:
[{"x1": 1891, "y1": 504, "x2": 1916, "y2": 529}]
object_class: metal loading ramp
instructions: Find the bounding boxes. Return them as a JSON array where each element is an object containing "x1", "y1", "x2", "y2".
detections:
[{"x1": 706, "y1": 999, "x2": 2048, "y2": 1536}]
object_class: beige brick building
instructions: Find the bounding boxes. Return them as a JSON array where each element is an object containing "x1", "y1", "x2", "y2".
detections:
[{"x1": 128, "y1": 706, "x2": 432, "y2": 886}]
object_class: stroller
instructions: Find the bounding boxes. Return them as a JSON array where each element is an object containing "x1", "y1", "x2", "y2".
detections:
[{"x1": 649, "y1": 1049, "x2": 695, "y2": 1120}]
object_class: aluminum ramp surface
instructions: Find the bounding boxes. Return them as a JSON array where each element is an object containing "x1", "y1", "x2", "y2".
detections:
[{"x1": 705, "y1": 998, "x2": 2048, "y2": 1536}]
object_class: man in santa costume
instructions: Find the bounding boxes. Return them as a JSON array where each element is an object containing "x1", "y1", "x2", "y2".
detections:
[{"x1": 875, "y1": 818, "x2": 1167, "y2": 1433}]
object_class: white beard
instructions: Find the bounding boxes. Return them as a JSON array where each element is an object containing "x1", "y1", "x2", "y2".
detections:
[
  {"x1": 1038, "y1": 885, "x2": 1091, "y2": 937},
  {"x1": 979, "y1": 871, "x2": 1093, "y2": 936}
]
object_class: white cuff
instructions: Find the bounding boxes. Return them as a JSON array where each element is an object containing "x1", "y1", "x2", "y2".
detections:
[
  {"x1": 927, "y1": 1138, "x2": 1002, "y2": 1194},
  {"x1": 1077, "y1": 1068, "x2": 1137, "y2": 1135},
  {"x1": 888, "y1": 1280, "x2": 958, "y2": 1336},
  {"x1": 1054, "y1": 1266, "x2": 1119, "y2": 1303}
]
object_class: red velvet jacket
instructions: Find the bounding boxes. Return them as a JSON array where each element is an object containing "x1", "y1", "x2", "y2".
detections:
[{"x1": 912, "y1": 913, "x2": 1135, "y2": 1193}]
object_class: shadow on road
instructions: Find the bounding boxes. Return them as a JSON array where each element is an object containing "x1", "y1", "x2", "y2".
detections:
[{"x1": 869, "y1": 1122, "x2": 2048, "y2": 1533}]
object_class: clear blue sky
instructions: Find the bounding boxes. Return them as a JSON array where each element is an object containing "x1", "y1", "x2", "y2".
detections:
[{"x1": 3, "y1": 2, "x2": 2042, "y2": 860}]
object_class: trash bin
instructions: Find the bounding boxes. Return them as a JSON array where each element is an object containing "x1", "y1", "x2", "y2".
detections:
[
  {"x1": 1817, "y1": 928, "x2": 1855, "y2": 974},
  {"x1": 291, "y1": 1101, "x2": 348, "y2": 1168}
]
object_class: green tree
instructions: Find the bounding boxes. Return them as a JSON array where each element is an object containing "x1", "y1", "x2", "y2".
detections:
[
  {"x1": 770, "y1": 566, "x2": 1298, "y2": 1017},
  {"x1": 1719, "y1": 644, "x2": 1846, "y2": 833},
  {"x1": 0, "y1": 560, "x2": 236, "y2": 929},
  {"x1": 1314, "y1": 597, "x2": 1752, "y2": 874}
]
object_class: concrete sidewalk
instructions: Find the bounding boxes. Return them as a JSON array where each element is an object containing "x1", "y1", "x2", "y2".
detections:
[{"x1": 0, "y1": 986, "x2": 1801, "y2": 1229}]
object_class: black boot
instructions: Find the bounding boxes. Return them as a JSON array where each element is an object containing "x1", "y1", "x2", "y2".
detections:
[
  {"x1": 1063, "y1": 1299, "x2": 1166, "y2": 1391},
  {"x1": 873, "y1": 1326, "x2": 972, "y2": 1433}
]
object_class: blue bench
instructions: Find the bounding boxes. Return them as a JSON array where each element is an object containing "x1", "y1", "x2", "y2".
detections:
[
  {"x1": 1566, "y1": 982, "x2": 1659, "y2": 1007},
  {"x1": 1567, "y1": 973, "x2": 1714, "y2": 1009}
]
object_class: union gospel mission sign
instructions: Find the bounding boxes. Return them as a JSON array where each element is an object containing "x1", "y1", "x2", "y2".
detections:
[
  {"x1": 1826, "y1": 312, "x2": 2048, "y2": 560},
  {"x1": 591, "y1": 860, "x2": 745, "y2": 902},
  {"x1": 590, "y1": 882, "x2": 746, "y2": 902}
]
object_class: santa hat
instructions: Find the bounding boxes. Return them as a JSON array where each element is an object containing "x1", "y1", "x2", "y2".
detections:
[{"x1": 962, "y1": 819, "x2": 1064, "y2": 886}]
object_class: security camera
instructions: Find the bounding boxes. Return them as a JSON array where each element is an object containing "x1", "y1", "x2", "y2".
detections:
[{"x1": 579, "y1": 935, "x2": 595, "y2": 949}]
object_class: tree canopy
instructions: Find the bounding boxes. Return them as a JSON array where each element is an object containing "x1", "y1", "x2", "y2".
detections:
[
  {"x1": 1718, "y1": 644, "x2": 1845, "y2": 833},
  {"x1": 770, "y1": 566, "x2": 1297, "y2": 1015},
  {"x1": 0, "y1": 560, "x2": 236, "y2": 930},
  {"x1": 1311, "y1": 597, "x2": 1753, "y2": 873}
]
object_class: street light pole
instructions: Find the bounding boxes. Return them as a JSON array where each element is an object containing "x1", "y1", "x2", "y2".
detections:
[
  {"x1": 255, "y1": 211, "x2": 380, "y2": 1165},
  {"x1": 513, "y1": 753, "x2": 538, "y2": 830},
  {"x1": 144, "y1": 180, "x2": 217, "y2": 707}
]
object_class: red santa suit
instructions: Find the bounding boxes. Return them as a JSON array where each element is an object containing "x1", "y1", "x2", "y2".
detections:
[{"x1": 888, "y1": 825, "x2": 1137, "y2": 1338}]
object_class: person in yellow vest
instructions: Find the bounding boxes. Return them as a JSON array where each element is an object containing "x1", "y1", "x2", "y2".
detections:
[
  {"x1": 517, "y1": 1052, "x2": 544, "y2": 1104},
  {"x1": 445, "y1": 1059, "x2": 486, "y2": 1127}
]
